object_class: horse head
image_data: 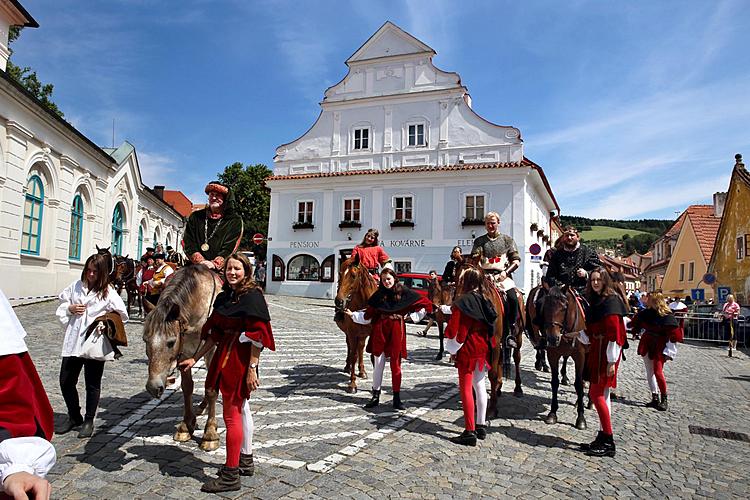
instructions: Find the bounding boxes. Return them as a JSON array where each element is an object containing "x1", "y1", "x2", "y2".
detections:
[
  {"x1": 143, "y1": 266, "x2": 218, "y2": 398},
  {"x1": 542, "y1": 285, "x2": 579, "y2": 348},
  {"x1": 334, "y1": 255, "x2": 375, "y2": 322}
]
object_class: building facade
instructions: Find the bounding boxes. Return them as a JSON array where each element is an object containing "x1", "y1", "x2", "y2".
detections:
[
  {"x1": 709, "y1": 154, "x2": 750, "y2": 304},
  {"x1": 0, "y1": 0, "x2": 184, "y2": 303},
  {"x1": 266, "y1": 22, "x2": 560, "y2": 299}
]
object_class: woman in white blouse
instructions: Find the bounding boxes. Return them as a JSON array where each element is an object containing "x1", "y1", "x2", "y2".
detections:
[{"x1": 56, "y1": 253, "x2": 128, "y2": 438}]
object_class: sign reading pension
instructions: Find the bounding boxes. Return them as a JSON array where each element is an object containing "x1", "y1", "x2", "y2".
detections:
[{"x1": 290, "y1": 241, "x2": 320, "y2": 248}]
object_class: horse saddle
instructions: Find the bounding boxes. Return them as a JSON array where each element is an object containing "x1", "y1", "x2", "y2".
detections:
[{"x1": 487, "y1": 272, "x2": 516, "y2": 293}]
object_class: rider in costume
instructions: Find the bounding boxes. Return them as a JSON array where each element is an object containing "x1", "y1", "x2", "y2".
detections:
[
  {"x1": 165, "y1": 245, "x2": 184, "y2": 267},
  {"x1": 183, "y1": 181, "x2": 244, "y2": 272},
  {"x1": 544, "y1": 226, "x2": 601, "y2": 294},
  {"x1": 470, "y1": 212, "x2": 521, "y2": 348},
  {"x1": 143, "y1": 253, "x2": 174, "y2": 308},
  {"x1": 350, "y1": 228, "x2": 393, "y2": 277},
  {"x1": 582, "y1": 267, "x2": 628, "y2": 458},
  {"x1": 441, "y1": 246, "x2": 463, "y2": 285}
]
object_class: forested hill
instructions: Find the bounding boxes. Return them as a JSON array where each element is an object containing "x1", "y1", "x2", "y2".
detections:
[
  {"x1": 559, "y1": 216, "x2": 675, "y2": 255},
  {"x1": 559, "y1": 216, "x2": 674, "y2": 236}
]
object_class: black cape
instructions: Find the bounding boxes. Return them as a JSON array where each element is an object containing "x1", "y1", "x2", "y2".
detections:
[
  {"x1": 212, "y1": 288, "x2": 270, "y2": 322},
  {"x1": 634, "y1": 308, "x2": 679, "y2": 328},
  {"x1": 586, "y1": 294, "x2": 628, "y2": 324},
  {"x1": 454, "y1": 291, "x2": 498, "y2": 328},
  {"x1": 367, "y1": 286, "x2": 421, "y2": 314}
]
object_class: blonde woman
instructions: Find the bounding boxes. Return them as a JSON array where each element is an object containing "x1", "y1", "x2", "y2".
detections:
[
  {"x1": 631, "y1": 292, "x2": 684, "y2": 411},
  {"x1": 722, "y1": 294, "x2": 741, "y2": 352}
]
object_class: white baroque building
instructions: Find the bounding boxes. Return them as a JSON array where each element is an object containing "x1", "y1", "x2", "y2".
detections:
[
  {"x1": 266, "y1": 22, "x2": 560, "y2": 299},
  {"x1": 0, "y1": 0, "x2": 184, "y2": 304}
]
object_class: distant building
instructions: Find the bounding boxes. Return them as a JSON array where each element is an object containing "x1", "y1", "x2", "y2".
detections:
[
  {"x1": 599, "y1": 253, "x2": 640, "y2": 294},
  {"x1": 265, "y1": 22, "x2": 560, "y2": 298},
  {"x1": 0, "y1": 0, "x2": 184, "y2": 303},
  {"x1": 162, "y1": 189, "x2": 195, "y2": 218},
  {"x1": 709, "y1": 154, "x2": 750, "y2": 303}
]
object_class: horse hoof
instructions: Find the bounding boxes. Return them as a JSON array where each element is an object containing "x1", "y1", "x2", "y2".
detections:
[
  {"x1": 174, "y1": 431, "x2": 192, "y2": 442},
  {"x1": 357, "y1": 372, "x2": 367, "y2": 379},
  {"x1": 346, "y1": 385, "x2": 357, "y2": 394},
  {"x1": 514, "y1": 388, "x2": 523, "y2": 397},
  {"x1": 542, "y1": 365, "x2": 549, "y2": 373},
  {"x1": 545, "y1": 413, "x2": 558, "y2": 425},
  {"x1": 575, "y1": 418, "x2": 587, "y2": 430},
  {"x1": 586, "y1": 401, "x2": 593, "y2": 410},
  {"x1": 561, "y1": 379, "x2": 570, "y2": 386},
  {"x1": 200, "y1": 439, "x2": 220, "y2": 452},
  {"x1": 434, "y1": 351, "x2": 444, "y2": 361}
]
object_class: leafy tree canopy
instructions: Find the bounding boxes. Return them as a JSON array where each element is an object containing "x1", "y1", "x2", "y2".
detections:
[
  {"x1": 6, "y1": 27, "x2": 64, "y2": 117},
  {"x1": 217, "y1": 162, "x2": 272, "y2": 256}
]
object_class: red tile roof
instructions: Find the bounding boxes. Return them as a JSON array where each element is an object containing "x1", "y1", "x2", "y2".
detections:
[
  {"x1": 162, "y1": 190, "x2": 195, "y2": 218},
  {"x1": 685, "y1": 205, "x2": 721, "y2": 263},
  {"x1": 266, "y1": 157, "x2": 560, "y2": 211}
]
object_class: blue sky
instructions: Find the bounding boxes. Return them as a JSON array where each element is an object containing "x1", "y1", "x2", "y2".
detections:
[{"x1": 10, "y1": 0, "x2": 750, "y2": 219}]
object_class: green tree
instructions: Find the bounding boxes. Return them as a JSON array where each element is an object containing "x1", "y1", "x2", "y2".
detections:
[
  {"x1": 217, "y1": 162, "x2": 272, "y2": 255},
  {"x1": 6, "y1": 27, "x2": 64, "y2": 117}
]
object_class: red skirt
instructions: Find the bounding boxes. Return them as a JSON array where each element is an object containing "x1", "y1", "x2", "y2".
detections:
[
  {"x1": 366, "y1": 316, "x2": 407, "y2": 360},
  {"x1": 587, "y1": 335, "x2": 620, "y2": 388}
]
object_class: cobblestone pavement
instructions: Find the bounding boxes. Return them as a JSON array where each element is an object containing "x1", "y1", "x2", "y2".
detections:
[{"x1": 14, "y1": 294, "x2": 750, "y2": 499}]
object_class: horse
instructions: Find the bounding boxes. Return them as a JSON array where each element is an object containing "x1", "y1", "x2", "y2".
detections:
[
  {"x1": 422, "y1": 279, "x2": 455, "y2": 361},
  {"x1": 113, "y1": 255, "x2": 142, "y2": 316},
  {"x1": 333, "y1": 255, "x2": 377, "y2": 393},
  {"x1": 142, "y1": 265, "x2": 221, "y2": 451},
  {"x1": 454, "y1": 263, "x2": 525, "y2": 418},
  {"x1": 528, "y1": 285, "x2": 588, "y2": 430}
]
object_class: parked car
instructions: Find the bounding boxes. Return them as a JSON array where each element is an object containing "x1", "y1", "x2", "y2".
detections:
[{"x1": 397, "y1": 272, "x2": 439, "y2": 299}]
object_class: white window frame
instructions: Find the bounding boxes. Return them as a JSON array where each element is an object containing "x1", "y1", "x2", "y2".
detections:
[
  {"x1": 342, "y1": 197, "x2": 361, "y2": 222},
  {"x1": 463, "y1": 193, "x2": 487, "y2": 221},
  {"x1": 392, "y1": 194, "x2": 414, "y2": 222},
  {"x1": 404, "y1": 120, "x2": 428, "y2": 148},
  {"x1": 352, "y1": 126, "x2": 371, "y2": 152},
  {"x1": 297, "y1": 200, "x2": 314, "y2": 224}
]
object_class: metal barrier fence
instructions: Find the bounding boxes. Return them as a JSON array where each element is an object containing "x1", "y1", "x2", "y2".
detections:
[{"x1": 681, "y1": 312, "x2": 748, "y2": 347}]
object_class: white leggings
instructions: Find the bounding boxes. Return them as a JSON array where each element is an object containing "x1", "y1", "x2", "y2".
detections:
[
  {"x1": 372, "y1": 353, "x2": 386, "y2": 391},
  {"x1": 473, "y1": 368, "x2": 488, "y2": 426},
  {"x1": 241, "y1": 398, "x2": 254, "y2": 454},
  {"x1": 642, "y1": 355, "x2": 658, "y2": 393}
]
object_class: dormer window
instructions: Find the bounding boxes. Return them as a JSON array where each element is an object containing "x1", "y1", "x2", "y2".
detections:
[{"x1": 353, "y1": 127, "x2": 370, "y2": 151}]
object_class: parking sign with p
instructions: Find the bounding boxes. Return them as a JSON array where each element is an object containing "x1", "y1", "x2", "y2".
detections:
[{"x1": 717, "y1": 286, "x2": 731, "y2": 303}]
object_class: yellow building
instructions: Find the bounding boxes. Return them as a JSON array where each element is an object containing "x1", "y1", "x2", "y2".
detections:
[
  {"x1": 660, "y1": 205, "x2": 720, "y2": 301},
  {"x1": 709, "y1": 154, "x2": 750, "y2": 304}
]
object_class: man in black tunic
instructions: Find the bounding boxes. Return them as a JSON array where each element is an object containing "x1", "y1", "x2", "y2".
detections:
[
  {"x1": 470, "y1": 211, "x2": 522, "y2": 348},
  {"x1": 183, "y1": 181, "x2": 244, "y2": 271},
  {"x1": 544, "y1": 226, "x2": 601, "y2": 294}
]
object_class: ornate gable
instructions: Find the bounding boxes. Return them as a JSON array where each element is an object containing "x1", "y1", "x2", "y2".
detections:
[{"x1": 346, "y1": 21, "x2": 434, "y2": 64}]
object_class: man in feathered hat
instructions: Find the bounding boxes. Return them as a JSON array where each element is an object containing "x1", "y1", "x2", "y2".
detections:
[{"x1": 183, "y1": 181, "x2": 244, "y2": 270}]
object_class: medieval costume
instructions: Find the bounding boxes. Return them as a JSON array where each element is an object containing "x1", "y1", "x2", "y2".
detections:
[
  {"x1": 183, "y1": 181, "x2": 244, "y2": 270},
  {"x1": 632, "y1": 308, "x2": 683, "y2": 411},
  {"x1": 0, "y1": 290, "x2": 56, "y2": 491},
  {"x1": 56, "y1": 275, "x2": 128, "y2": 438},
  {"x1": 144, "y1": 256, "x2": 174, "y2": 306},
  {"x1": 350, "y1": 286, "x2": 432, "y2": 410},
  {"x1": 165, "y1": 246, "x2": 184, "y2": 267},
  {"x1": 584, "y1": 294, "x2": 628, "y2": 457},
  {"x1": 545, "y1": 242, "x2": 601, "y2": 293},
  {"x1": 351, "y1": 244, "x2": 392, "y2": 275},
  {"x1": 200, "y1": 287, "x2": 274, "y2": 491},
  {"x1": 445, "y1": 291, "x2": 497, "y2": 446},
  {"x1": 470, "y1": 232, "x2": 521, "y2": 347}
]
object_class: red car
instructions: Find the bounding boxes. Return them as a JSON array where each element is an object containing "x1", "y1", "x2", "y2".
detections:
[{"x1": 397, "y1": 272, "x2": 440, "y2": 298}]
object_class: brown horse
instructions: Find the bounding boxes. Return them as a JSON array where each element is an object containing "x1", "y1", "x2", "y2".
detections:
[
  {"x1": 423, "y1": 279, "x2": 455, "y2": 360},
  {"x1": 455, "y1": 263, "x2": 525, "y2": 418},
  {"x1": 333, "y1": 255, "x2": 377, "y2": 393},
  {"x1": 143, "y1": 265, "x2": 221, "y2": 450},
  {"x1": 527, "y1": 285, "x2": 588, "y2": 430}
]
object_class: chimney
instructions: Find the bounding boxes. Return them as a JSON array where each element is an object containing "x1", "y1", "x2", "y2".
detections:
[
  {"x1": 153, "y1": 185, "x2": 165, "y2": 200},
  {"x1": 713, "y1": 192, "x2": 726, "y2": 218}
]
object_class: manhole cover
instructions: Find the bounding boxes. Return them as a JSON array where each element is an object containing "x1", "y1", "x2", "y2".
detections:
[{"x1": 689, "y1": 425, "x2": 750, "y2": 443}]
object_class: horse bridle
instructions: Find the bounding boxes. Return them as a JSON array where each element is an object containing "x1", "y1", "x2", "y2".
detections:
[{"x1": 544, "y1": 287, "x2": 581, "y2": 339}]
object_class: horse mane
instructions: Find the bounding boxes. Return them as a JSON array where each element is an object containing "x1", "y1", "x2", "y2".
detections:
[
  {"x1": 145, "y1": 265, "x2": 213, "y2": 331},
  {"x1": 547, "y1": 286, "x2": 568, "y2": 304}
]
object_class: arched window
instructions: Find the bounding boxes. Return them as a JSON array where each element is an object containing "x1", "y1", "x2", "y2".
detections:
[
  {"x1": 21, "y1": 175, "x2": 44, "y2": 255},
  {"x1": 153, "y1": 231, "x2": 158, "y2": 248},
  {"x1": 137, "y1": 225, "x2": 144, "y2": 258},
  {"x1": 68, "y1": 194, "x2": 84, "y2": 260},
  {"x1": 111, "y1": 204, "x2": 124, "y2": 255},
  {"x1": 287, "y1": 254, "x2": 320, "y2": 281},
  {"x1": 165, "y1": 233, "x2": 172, "y2": 249}
]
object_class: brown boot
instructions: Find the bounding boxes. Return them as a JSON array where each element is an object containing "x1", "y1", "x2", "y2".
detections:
[
  {"x1": 201, "y1": 466, "x2": 240, "y2": 493},
  {"x1": 239, "y1": 453, "x2": 255, "y2": 476}
]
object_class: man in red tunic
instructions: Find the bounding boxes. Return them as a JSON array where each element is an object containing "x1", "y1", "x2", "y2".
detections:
[
  {"x1": 0, "y1": 290, "x2": 56, "y2": 498},
  {"x1": 350, "y1": 229, "x2": 392, "y2": 278}
]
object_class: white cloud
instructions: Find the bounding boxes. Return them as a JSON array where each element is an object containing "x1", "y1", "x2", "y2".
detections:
[{"x1": 137, "y1": 151, "x2": 178, "y2": 188}]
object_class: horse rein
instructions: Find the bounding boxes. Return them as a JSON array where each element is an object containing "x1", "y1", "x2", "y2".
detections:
[{"x1": 544, "y1": 287, "x2": 582, "y2": 341}]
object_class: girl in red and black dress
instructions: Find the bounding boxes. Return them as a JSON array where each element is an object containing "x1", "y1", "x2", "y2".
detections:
[
  {"x1": 180, "y1": 252, "x2": 275, "y2": 494},
  {"x1": 444, "y1": 267, "x2": 497, "y2": 446},
  {"x1": 350, "y1": 229, "x2": 393, "y2": 277},
  {"x1": 583, "y1": 267, "x2": 628, "y2": 457},
  {"x1": 346, "y1": 268, "x2": 432, "y2": 410},
  {"x1": 631, "y1": 292, "x2": 683, "y2": 412}
]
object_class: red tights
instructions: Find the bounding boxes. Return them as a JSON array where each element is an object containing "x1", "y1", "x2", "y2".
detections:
[
  {"x1": 391, "y1": 358, "x2": 402, "y2": 392},
  {"x1": 589, "y1": 383, "x2": 612, "y2": 435},
  {"x1": 459, "y1": 371, "x2": 476, "y2": 431},
  {"x1": 222, "y1": 393, "x2": 243, "y2": 468},
  {"x1": 653, "y1": 356, "x2": 667, "y2": 394}
]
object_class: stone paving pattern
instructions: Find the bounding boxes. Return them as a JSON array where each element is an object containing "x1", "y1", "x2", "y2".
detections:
[{"x1": 14, "y1": 294, "x2": 750, "y2": 499}]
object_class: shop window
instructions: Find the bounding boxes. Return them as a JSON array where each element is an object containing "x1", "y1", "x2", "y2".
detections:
[{"x1": 288, "y1": 254, "x2": 320, "y2": 281}]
